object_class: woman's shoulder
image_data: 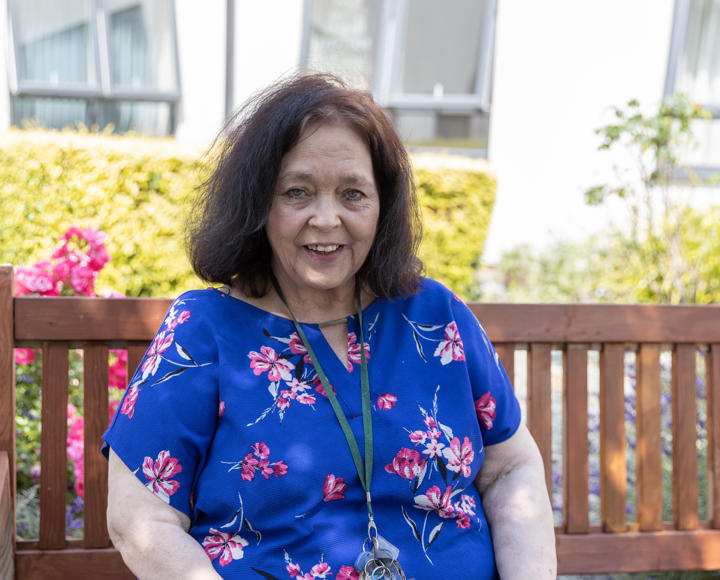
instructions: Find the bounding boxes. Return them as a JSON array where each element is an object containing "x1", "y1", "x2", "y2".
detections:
[{"x1": 404, "y1": 277, "x2": 463, "y2": 307}]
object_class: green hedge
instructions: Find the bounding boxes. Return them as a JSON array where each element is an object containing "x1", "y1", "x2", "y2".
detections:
[{"x1": 1, "y1": 130, "x2": 495, "y2": 299}]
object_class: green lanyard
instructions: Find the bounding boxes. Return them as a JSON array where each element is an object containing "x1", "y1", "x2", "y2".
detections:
[{"x1": 271, "y1": 276, "x2": 375, "y2": 519}]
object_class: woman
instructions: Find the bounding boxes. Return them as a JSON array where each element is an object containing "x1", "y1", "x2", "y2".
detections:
[{"x1": 104, "y1": 74, "x2": 556, "y2": 579}]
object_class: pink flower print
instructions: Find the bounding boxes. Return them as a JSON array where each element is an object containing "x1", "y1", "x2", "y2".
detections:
[
  {"x1": 409, "y1": 430, "x2": 426, "y2": 446},
  {"x1": 202, "y1": 528, "x2": 248, "y2": 567},
  {"x1": 288, "y1": 333, "x2": 312, "y2": 362},
  {"x1": 240, "y1": 452, "x2": 258, "y2": 481},
  {"x1": 253, "y1": 441, "x2": 270, "y2": 460},
  {"x1": 456, "y1": 513, "x2": 471, "y2": 528},
  {"x1": 442, "y1": 436, "x2": 474, "y2": 477},
  {"x1": 120, "y1": 383, "x2": 140, "y2": 419},
  {"x1": 257, "y1": 459, "x2": 274, "y2": 479},
  {"x1": 287, "y1": 562, "x2": 302, "y2": 577},
  {"x1": 377, "y1": 393, "x2": 397, "y2": 410},
  {"x1": 312, "y1": 375, "x2": 336, "y2": 397},
  {"x1": 346, "y1": 332, "x2": 371, "y2": 371},
  {"x1": 141, "y1": 331, "x2": 174, "y2": 379},
  {"x1": 433, "y1": 321, "x2": 465, "y2": 365},
  {"x1": 274, "y1": 460, "x2": 288, "y2": 477},
  {"x1": 414, "y1": 485, "x2": 455, "y2": 518},
  {"x1": 424, "y1": 416, "x2": 438, "y2": 429},
  {"x1": 296, "y1": 392, "x2": 317, "y2": 405},
  {"x1": 142, "y1": 450, "x2": 182, "y2": 503},
  {"x1": 422, "y1": 439, "x2": 446, "y2": 459},
  {"x1": 323, "y1": 474, "x2": 347, "y2": 501},
  {"x1": 455, "y1": 494, "x2": 476, "y2": 516},
  {"x1": 278, "y1": 396, "x2": 291, "y2": 409},
  {"x1": 475, "y1": 391, "x2": 497, "y2": 430},
  {"x1": 248, "y1": 346, "x2": 294, "y2": 382},
  {"x1": 385, "y1": 448, "x2": 426, "y2": 480},
  {"x1": 218, "y1": 400, "x2": 226, "y2": 418},
  {"x1": 426, "y1": 427, "x2": 442, "y2": 441},
  {"x1": 310, "y1": 562, "x2": 332, "y2": 578},
  {"x1": 337, "y1": 566, "x2": 360, "y2": 580},
  {"x1": 167, "y1": 309, "x2": 191, "y2": 331}
]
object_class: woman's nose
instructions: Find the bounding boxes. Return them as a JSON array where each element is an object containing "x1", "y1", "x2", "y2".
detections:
[{"x1": 308, "y1": 193, "x2": 341, "y2": 229}]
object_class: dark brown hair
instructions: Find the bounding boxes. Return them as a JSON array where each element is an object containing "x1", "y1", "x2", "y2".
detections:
[{"x1": 186, "y1": 73, "x2": 422, "y2": 297}]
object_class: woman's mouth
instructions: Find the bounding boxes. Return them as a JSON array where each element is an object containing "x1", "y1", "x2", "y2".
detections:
[{"x1": 306, "y1": 244, "x2": 342, "y2": 255}]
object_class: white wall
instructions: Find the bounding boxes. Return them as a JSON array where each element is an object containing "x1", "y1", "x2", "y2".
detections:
[
  {"x1": 484, "y1": 0, "x2": 675, "y2": 263},
  {"x1": 173, "y1": 0, "x2": 227, "y2": 144}
]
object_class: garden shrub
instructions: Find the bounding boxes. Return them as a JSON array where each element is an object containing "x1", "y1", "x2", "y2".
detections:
[{"x1": 0, "y1": 130, "x2": 495, "y2": 299}]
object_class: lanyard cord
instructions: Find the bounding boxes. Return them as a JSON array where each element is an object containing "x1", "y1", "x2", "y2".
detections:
[{"x1": 271, "y1": 275, "x2": 374, "y2": 518}]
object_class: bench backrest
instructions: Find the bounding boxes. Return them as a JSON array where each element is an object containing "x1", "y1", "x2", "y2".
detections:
[{"x1": 1, "y1": 264, "x2": 719, "y2": 577}]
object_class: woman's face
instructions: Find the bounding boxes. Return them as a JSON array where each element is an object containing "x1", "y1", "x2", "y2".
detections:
[{"x1": 266, "y1": 122, "x2": 380, "y2": 299}]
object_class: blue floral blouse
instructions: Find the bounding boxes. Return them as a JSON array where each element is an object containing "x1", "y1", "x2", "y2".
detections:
[{"x1": 103, "y1": 278, "x2": 521, "y2": 580}]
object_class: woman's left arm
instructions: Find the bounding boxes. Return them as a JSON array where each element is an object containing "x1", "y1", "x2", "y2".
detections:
[{"x1": 474, "y1": 423, "x2": 557, "y2": 579}]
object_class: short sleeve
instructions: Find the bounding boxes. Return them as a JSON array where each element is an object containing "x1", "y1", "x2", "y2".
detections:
[
  {"x1": 102, "y1": 292, "x2": 219, "y2": 518},
  {"x1": 452, "y1": 298, "x2": 521, "y2": 446}
]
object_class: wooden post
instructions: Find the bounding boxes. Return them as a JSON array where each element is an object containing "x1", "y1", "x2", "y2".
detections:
[
  {"x1": 563, "y1": 344, "x2": 589, "y2": 533},
  {"x1": 0, "y1": 265, "x2": 16, "y2": 560},
  {"x1": 528, "y1": 343, "x2": 552, "y2": 494},
  {"x1": 709, "y1": 344, "x2": 720, "y2": 529},
  {"x1": 636, "y1": 345, "x2": 663, "y2": 531},
  {"x1": 599, "y1": 343, "x2": 627, "y2": 533}
]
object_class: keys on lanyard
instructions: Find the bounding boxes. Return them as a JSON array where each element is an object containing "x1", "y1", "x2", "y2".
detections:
[{"x1": 354, "y1": 520, "x2": 410, "y2": 580}]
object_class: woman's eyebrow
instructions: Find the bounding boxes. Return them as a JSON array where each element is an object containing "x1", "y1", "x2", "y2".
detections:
[{"x1": 277, "y1": 171, "x2": 375, "y2": 188}]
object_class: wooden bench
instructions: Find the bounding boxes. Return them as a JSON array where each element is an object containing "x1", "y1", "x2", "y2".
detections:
[{"x1": 1, "y1": 263, "x2": 719, "y2": 578}]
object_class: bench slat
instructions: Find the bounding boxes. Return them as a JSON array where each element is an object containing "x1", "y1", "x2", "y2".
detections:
[
  {"x1": 527, "y1": 343, "x2": 552, "y2": 493},
  {"x1": 494, "y1": 343, "x2": 515, "y2": 385},
  {"x1": 83, "y1": 344, "x2": 110, "y2": 548},
  {"x1": 0, "y1": 266, "x2": 15, "y2": 516},
  {"x1": 39, "y1": 342, "x2": 69, "y2": 550},
  {"x1": 0, "y1": 451, "x2": 14, "y2": 580},
  {"x1": 672, "y1": 344, "x2": 699, "y2": 530},
  {"x1": 563, "y1": 344, "x2": 589, "y2": 533},
  {"x1": 710, "y1": 344, "x2": 720, "y2": 528},
  {"x1": 600, "y1": 343, "x2": 627, "y2": 533},
  {"x1": 636, "y1": 344, "x2": 663, "y2": 531},
  {"x1": 15, "y1": 547, "x2": 134, "y2": 579}
]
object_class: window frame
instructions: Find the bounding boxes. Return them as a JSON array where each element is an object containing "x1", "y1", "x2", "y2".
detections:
[
  {"x1": 6, "y1": 0, "x2": 181, "y2": 130},
  {"x1": 300, "y1": 0, "x2": 497, "y2": 115},
  {"x1": 665, "y1": 0, "x2": 720, "y2": 177}
]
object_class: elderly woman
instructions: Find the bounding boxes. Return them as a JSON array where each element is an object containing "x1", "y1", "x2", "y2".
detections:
[{"x1": 104, "y1": 74, "x2": 555, "y2": 580}]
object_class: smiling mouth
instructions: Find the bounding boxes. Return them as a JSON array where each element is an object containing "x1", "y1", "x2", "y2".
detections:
[{"x1": 306, "y1": 244, "x2": 342, "y2": 254}]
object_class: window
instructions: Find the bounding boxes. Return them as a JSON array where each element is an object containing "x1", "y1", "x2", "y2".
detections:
[
  {"x1": 301, "y1": 0, "x2": 496, "y2": 155},
  {"x1": 665, "y1": 0, "x2": 720, "y2": 174},
  {"x1": 8, "y1": 0, "x2": 180, "y2": 136}
]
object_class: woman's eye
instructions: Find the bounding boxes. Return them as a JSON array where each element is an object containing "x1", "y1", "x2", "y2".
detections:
[
  {"x1": 345, "y1": 189, "x2": 364, "y2": 200},
  {"x1": 286, "y1": 188, "x2": 306, "y2": 199}
]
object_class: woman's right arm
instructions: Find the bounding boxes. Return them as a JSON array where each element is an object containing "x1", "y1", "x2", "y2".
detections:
[{"x1": 107, "y1": 449, "x2": 222, "y2": 580}]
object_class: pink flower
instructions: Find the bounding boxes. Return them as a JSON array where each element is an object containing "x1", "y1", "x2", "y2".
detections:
[
  {"x1": 346, "y1": 332, "x2": 371, "y2": 371},
  {"x1": 141, "y1": 331, "x2": 174, "y2": 379},
  {"x1": 257, "y1": 459, "x2": 274, "y2": 479},
  {"x1": 414, "y1": 485, "x2": 455, "y2": 518},
  {"x1": 424, "y1": 416, "x2": 437, "y2": 429},
  {"x1": 278, "y1": 396, "x2": 291, "y2": 409},
  {"x1": 442, "y1": 436, "x2": 474, "y2": 477},
  {"x1": 14, "y1": 348, "x2": 35, "y2": 365},
  {"x1": 433, "y1": 321, "x2": 465, "y2": 365},
  {"x1": 385, "y1": 448, "x2": 426, "y2": 480},
  {"x1": 456, "y1": 513, "x2": 471, "y2": 528},
  {"x1": 409, "y1": 430, "x2": 426, "y2": 445},
  {"x1": 252, "y1": 442, "x2": 270, "y2": 459},
  {"x1": 475, "y1": 391, "x2": 497, "y2": 430},
  {"x1": 273, "y1": 460, "x2": 288, "y2": 477},
  {"x1": 142, "y1": 450, "x2": 182, "y2": 502},
  {"x1": 70, "y1": 265, "x2": 96, "y2": 296},
  {"x1": 455, "y1": 494, "x2": 476, "y2": 516},
  {"x1": 377, "y1": 393, "x2": 397, "y2": 410},
  {"x1": 426, "y1": 427, "x2": 442, "y2": 441},
  {"x1": 287, "y1": 562, "x2": 302, "y2": 577},
  {"x1": 248, "y1": 346, "x2": 294, "y2": 382},
  {"x1": 203, "y1": 528, "x2": 248, "y2": 567},
  {"x1": 337, "y1": 566, "x2": 360, "y2": 580},
  {"x1": 422, "y1": 439, "x2": 445, "y2": 458},
  {"x1": 218, "y1": 400, "x2": 226, "y2": 418},
  {"x1": 177, "y1": 310, "x2": 191, "y2": 325},
  {"x1": 120, "y1": 383, "x2": 140, "y2": 419},
  {"x1": 108, "y1": 349, "x2": 128, "y2": 389},
  {"x1": 288, "y1": 333, "x2": 308, "y2": 356},
  {"x1": 310, "y1": 562, "x2": 332, "y2": 578},
  {"x1": 322, "y1": 474, "x2": 347, "y2": 501},
  {"x1": 312, "y1": 375, "x2": 336, "y2": 397},
  {"x1": 240, "y1": 453, "x2": 258, "y2": 481},
  {"x1": 296, "y1": 392, "x2": 317, "y2": 405}
]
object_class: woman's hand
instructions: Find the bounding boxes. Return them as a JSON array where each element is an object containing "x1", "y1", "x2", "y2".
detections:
[
  {"x1": 107, "y1": 449, "x2": 222, "y2": 579},
  {"x1": 474, "y1": 424, "x2": 557, "y2": 579}
]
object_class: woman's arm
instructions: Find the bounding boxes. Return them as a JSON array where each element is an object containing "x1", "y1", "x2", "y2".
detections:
[
  {"x1": 107, "y1": 449, "x2": 222, "y2": 580},
  {"x1": 474, "y1": 424, "x2": 557, "y2": 579}
]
